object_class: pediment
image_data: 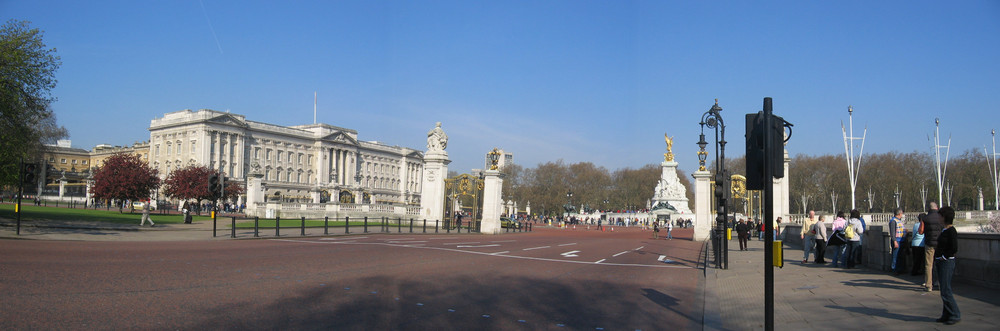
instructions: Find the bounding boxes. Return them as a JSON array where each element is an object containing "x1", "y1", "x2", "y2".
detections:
[
  {"x1": 207, "y1": 114, "x2": 248, "y2": 128},
  {"x1": 321, "y1": 132, "x2": 359, "y2": 146}
]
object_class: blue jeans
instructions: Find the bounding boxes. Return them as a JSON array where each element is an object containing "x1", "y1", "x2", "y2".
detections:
[
  {"x1": 936, "y1": 258, "x2": 960, "y2": 321},
  {"x1": 846, "y1": 241, "x2": 861, "y2": 268},
  {"x1": 803, "y1": 235, "x2": 815, "y2": 260},
  {"x1": 891, "y1": 240, "x2": 903, "y2": 271},
  {"x1": 831, "y1": 245, "x2": 846, "y2": 267}
]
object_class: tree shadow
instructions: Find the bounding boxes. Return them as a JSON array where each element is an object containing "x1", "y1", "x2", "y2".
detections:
[
  {"x1": 841, "y1": 278, "x2": 923, "y2": 291},
  {"x1": 824, "y1": 305, "x2": 934, "y2": 322}
]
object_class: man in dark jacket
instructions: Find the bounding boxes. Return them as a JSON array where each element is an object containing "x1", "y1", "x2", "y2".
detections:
[
  {"x1": 935, "y1": 206, "x2": 960, "y2": 325},
  {"x1": 735, "y1": 219, "x2": 750, "y2": 251},
  {"x1": 921, "y1": 202, "x2": 944, "y2": 292}
]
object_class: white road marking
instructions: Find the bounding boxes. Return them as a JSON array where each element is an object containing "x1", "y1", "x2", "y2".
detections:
[
  {"x1": 489, "y1": 251, "x2": 509, "y2": 255},
  {"x1": 657, "y1": 255, "x2": 666, "y2": 262},
  {"x1": 523, "y1": 246, "x2": 550, "y2": 251},
  {"x1": 320, "y1": 237, "x2": 367, "y2": 241},
  {"x1": 457, "y1": 244, "x2": 501, "y2": 248},
  {"x1": 613, "y1": 251, "x2": 629, "y2": 257},
  {"x1": 270, "y1": 239, "x2": 696, "y2": 269},
  {"x1": 635, "y1": 246, "x2": 644, "y2": 250},
  {"x1": 561, "y1": 250, "x2": 580, "y2": 258},
  {"x1": 557, "y1": 243, "x2": 577, "y2": 247},
  {"x1": 445, "y1": 242, "x2": 480, "y2": 245},
  {"x1": 491, "y1": 240, "x2": 516, "y2": 243},
  {"x1": 387, "y1": 240, "x2": 428, "y2": 244},
  {"x1": 595, "y1": 259, "x2": 606, "y2": 263}
]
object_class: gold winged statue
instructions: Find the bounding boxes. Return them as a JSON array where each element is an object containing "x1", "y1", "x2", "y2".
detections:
[{"x1": 664, "y1": 133, "x2": 674, "y2": 162}]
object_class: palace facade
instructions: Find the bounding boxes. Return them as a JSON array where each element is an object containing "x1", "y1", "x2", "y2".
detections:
[{"x1": 147, "y1": 109, "x2": 424, "y2": 205}]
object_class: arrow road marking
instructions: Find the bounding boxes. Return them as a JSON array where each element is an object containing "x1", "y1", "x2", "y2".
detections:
[
  {"x1": 561, "y1": 250, "x2": 580, "y2": 258},
  {"x1": 657, "y1": 255, "x2": 666, "y2": 262}
]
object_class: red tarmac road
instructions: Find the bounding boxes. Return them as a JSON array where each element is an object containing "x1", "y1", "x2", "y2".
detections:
[{"x1": 1, "y1": 227, "x2": 705, "y2": 330}]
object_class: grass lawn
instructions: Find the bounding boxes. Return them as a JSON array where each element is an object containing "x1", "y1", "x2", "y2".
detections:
[{"x1": 0, "y1": 203, "x2": 213, "y2": 225}]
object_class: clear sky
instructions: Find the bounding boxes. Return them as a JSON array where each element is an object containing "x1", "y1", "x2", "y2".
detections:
[{"x1": 4, "y1": 1, "x2": 999, "y2": 176}]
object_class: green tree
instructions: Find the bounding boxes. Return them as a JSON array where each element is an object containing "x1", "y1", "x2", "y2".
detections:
[{"x1": 0, "y1": 20, "x2": 67, "y2": 187}]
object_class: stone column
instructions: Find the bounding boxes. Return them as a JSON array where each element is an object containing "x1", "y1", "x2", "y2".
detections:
[
  {"x1": 481, "y1": 169, "x2": 504, "y2": 234},
  {"x1": 420, "y1": 151, "x2": 450, "y2": 226},
  {"x1": 693, "y1": 169, "x2": 712, "y2": 241},
  {"x1": 58, "y1": 179, "x2": 66, "y2": 198},
  {"x1": 772, "y1": 148, "x2": 791, "y2": 223},
  {"x1": 246, "y1": 174, "x2": 264, "y2": 217},
  {"x1": 526, "y1": 202, "x2": 531, "y2": 218}
]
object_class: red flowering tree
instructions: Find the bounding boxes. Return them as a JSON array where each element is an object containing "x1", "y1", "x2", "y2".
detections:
[
  {"x1": 163, "y1": 165, "x2": 245, "y2": 213},
  {"x1": 162, "y1": 165, "x2": 215, "y2": 205},
  {"x1": 90, "y1": 153, "x2": 160, "y2": 213}
]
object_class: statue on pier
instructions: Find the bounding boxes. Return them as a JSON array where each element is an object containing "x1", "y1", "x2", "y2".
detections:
[{"x1": 427, "y1": 122, "x2": 448, "y2": 152}]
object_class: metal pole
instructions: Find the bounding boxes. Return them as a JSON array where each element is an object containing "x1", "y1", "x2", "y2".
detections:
[
  {"x1": 763, "y1": 97, "x2": 775, "y2": 331},
  {"x1": 397, "y1": 217, "x2": 401, "y2": 233},
  {"x1": 275, "y1": 216, "x2": 280, "y2": 237},
  {"x1": 231, "y1": 216, "x2": 236, "y2": 238},
  {"x1": 409, "y1": 218, "x2": 413, "y2": 233},
  {"x1": 324, "y1": 216, "x2": 329, "y2": 235},
  {"x1": 345, "y1": 216, "x2": 350, "y2": 234},
  {"x1": 364, "y1": 216, "x2": 368, "y2": 233},
  {"x1": 254, "y1": 216, "x2": 259, "y2": 237},
  {"x1": 301, "y1": 216, "x2": 306, "y2": 236}
]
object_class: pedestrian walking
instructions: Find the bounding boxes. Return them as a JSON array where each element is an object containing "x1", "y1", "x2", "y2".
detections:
[
  {"x1": 922, "y1": 202, "x2": 944, "y2": 291},
  {"x1": 813, "y1": 215, "x2": 828, "y2": 263},
  {"x1": 652, "y1": 221, "x2": 659, "y2": 239},
  {"x1": 911, "y1": 213, "x2": 927, "y2": 276},
  {"x1": 666, "y1": 220, "x2": 673, "y2": 240},
  {"x1": 830, "y1": 211, "x2": 848, "y2": 268},
  {"x1": 845, "y1": 209, "x2": 865, "y2": 269},
  {"x1": 735, "y1": 219, "x2": 750, "y2": 251},
  {"x1": 140, "y1": 200, "x2": 155, "y2": 227},
  {"x1": 889, "y1": 208, "x2": 907, "y2": 274},
  {"x1": 800, "y1": 210, "x2": 818, "y2": 263},
  {"x1": 935, "y1": 206, "x2": 960, "y2": 325}
]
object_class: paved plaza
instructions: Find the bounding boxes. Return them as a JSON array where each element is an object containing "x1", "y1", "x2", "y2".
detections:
[{"x1": 2, "y1": 217, "x2": 999, "y2": 330}]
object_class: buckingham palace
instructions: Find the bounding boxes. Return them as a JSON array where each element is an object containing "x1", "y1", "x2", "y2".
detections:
[{"x1": 148, "y1": 109, "x2": 424, "y2": 209}]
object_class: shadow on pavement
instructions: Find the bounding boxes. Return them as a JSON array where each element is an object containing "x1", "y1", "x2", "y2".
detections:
[{"x1": 824, "y1": 305, "x2": 935, "y2": 322}]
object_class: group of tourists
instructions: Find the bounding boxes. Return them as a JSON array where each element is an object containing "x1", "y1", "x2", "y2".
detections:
[{"x1": 798, "y1": 203, "x2": 961, "y2": 325}]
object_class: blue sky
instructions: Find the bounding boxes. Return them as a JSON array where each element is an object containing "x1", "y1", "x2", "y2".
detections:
[{"x1": 4, "y1": 1, "x2": 999, "y2": 176}]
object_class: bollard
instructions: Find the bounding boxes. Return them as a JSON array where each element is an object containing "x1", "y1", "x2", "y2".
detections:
[
  {"x1": 213, "y1": 212, "x2": 217, "y2": 238},
  {"x1": 231, "y1": 216, "x2": 236, "y2": 238},
  {"x1": 345, "y1": 216, "x2": 350, "y2": 234},
  {"x1": 254, "y1": 216, "x2": 259, "y2": 237},
  {"x1": 276, "y1": 216, "x2": 280, "y2": 237},
  {"x1": 397, "y1": 217, "x2": 402, "y2": 233},
  {"x1": 435, "y1": 219, "x2": 439, "y2": 233},
  {"x1": 301, "y1": 216, "x2": 306, "y2": 236},
  {"x1": 364, "y1": 216, "x2": 369, "y2": 233},
  {"x1": 409, "y1": 218, "x2": 413, "y2": 233},
  {"x1": 422, "y1": 219, "x2": 426, "y2": 233},
  {"x1": 324, "y1": 216, "x2": 329, "y2": 235}
]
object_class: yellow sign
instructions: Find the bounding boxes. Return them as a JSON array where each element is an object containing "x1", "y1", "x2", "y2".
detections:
[{"x1": 773, "y1": 240, "x2": 783, "y2": 268}]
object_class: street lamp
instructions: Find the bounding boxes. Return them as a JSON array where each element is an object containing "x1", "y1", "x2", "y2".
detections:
[
  {"x1": 894, "y1": 185, "x2": 902, "y2": 210},
  {"x1": 565, "y1": 190, "x2": 573, "y2": 221},
  {"x1": 700, "y1": 99, "x2": 728, "y2": 269}
]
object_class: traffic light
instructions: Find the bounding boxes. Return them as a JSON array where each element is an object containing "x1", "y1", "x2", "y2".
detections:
[
  {"x1": 745, "y1": 98, "x2": 792, "y2": 190},
  {"x1": 208, "y1": 173, "x2": 220, "y2": 198},
  {"x1": 22, "y1": 163, "x2": 37, "y2": 186}
]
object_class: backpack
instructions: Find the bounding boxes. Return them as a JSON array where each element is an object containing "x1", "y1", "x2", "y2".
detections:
[{"x1": 845, "y1": 223, "x2": 855, "y2": 240}]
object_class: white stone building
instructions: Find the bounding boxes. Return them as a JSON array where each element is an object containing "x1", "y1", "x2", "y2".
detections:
[{"x1": 148, "y1": 109, "x2": 424, "y2": 206}]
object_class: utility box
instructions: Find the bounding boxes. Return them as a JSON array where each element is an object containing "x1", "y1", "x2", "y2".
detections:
[{"x1": 773, "y1": 240, "x2": 784, "y2": 268}]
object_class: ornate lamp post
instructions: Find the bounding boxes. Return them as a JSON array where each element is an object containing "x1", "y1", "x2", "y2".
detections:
[
  {"x1": 565, "y1": 190, "x2": 573, "y2": 220},
  {"x1": 841, "y1": 106, "x2": 867, "y2": 210},
  {"x1": 932, "y1": 118, "x2": 952, "y2": 206},
  {"x1": 894, "y1": 185, "x2": 902, "y2": 210},
  {"x1": 700, "y1": 99, "x2": 728, "y2": 269},
  {"x1": 986, "y1": 129, "x2": 999, "y2": 210}
]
